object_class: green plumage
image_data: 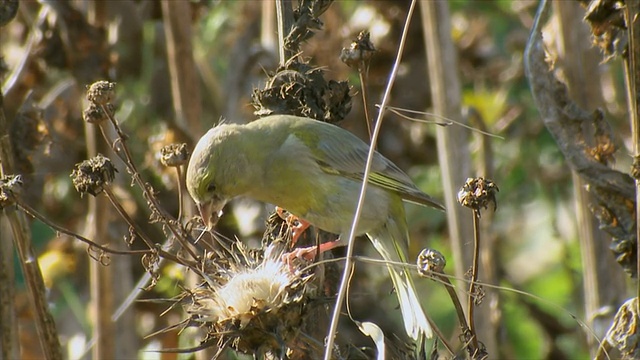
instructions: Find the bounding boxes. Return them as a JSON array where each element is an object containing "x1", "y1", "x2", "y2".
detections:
[{"x1": 186, "y1": 114, "x2": 443, "y2": 339}]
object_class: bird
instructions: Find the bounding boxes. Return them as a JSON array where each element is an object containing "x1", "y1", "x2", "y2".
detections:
[{"x1": 186, "y1": 114, "x2": 444, "y2": 340}]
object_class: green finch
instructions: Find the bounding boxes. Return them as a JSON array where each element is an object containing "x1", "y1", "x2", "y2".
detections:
[{"x1": 186, "y1": 114, "x2": 443, "y2": 340}]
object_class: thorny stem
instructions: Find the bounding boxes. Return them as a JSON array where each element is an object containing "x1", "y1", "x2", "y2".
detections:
[
  {"x1": 467, "y1": 210, "x2": 481, "y2": 353},
  {"x1": 16, "y1": 199, "x2": 151, "y2": 256},
  {"x1": 96, "y1": 107, "x2": 200, "y2": 262},
  {"x1": 102, "y1": 186, "x2": 157, "y2": 250},
  {"x1": 323, "y1": 1, "x2": 418, "y2": 358}
]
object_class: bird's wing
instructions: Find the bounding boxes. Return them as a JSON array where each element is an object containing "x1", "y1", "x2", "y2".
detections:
[{"x1": 293, "y1": 121, "x2": 444, "y2": 210}]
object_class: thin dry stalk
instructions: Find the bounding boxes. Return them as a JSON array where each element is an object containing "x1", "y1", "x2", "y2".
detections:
[
  {"x1": 0, "y1": 88, "x2": 61, "y2": 360},
  {"x1": 625, "y1": 0, "x2": 640, "y2": 302},
  {"x1": 161, "y1": 0, "x2": 203, "y2": 139},
  {"x1": 0, "y1": 8, "x2": 22, "y2": 356},
  {"x1": 276, "y1": 0, "x2": 295, "y2": 64},
  {"x1": 468, "y1": 109, "x2": 500, "y2": 356},
  {"x1": 0, "y1": 216, "x2": 17, "y2": 360},
  {"x1": 421, "y1": 1, "x2": 494, "y2": 353},
  {"x1": 86, "y1": 192, "x2": 115, "y2": 360},
  {"x1": 85, "y1": 4, "x2": 125, "y2": 351},
  {"x1": 95, "y1": 113, "x2": 199, "y2": 262},
  {"x1": 324, "y1": 1, "x2": 419, "y2": 358},
  {"x1": 467, "y1": 211, "x2": 481, "y2": 352},
  {"x1": 0, "y1": 119, "x2": 18, "y2": 360},
  {"x1": 419, "y1": 0, "x2": 474, "y2": 285},
  {"x1": 84, "y1": 104, "x2": 116, "y2": 360},
  {"x1": 16, "y1": 200, "x2": 150, "y2": 257},
  {"x1": 359, "y1": 69, "x2": 372, "y2": 140}
]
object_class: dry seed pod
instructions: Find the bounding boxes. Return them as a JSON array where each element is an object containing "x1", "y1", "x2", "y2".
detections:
[
  {"x1": 71, "y1": 154, "x2": 117, "y2": 197},
  {"x1": 160, "y1": 143, "x2": 189, "y2": 167},
  {"x1": 86, "y1": 80, "x2": 115, "y2": 106},
  {"x1": 457, "y1": 177, "x2": 499, "y2": 213}
]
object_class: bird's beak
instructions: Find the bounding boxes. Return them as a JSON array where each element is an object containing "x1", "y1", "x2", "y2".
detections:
[{"x1": 197, "y1": 201, "x2": 224, "y2": 230}]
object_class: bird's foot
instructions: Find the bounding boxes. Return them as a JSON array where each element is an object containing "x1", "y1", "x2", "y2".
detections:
[
  {"x1": 275, "y1": 206, "x2": 310, "y2": 246},
  {"x1": 281, "y1": 239, "x2": 344, "y2": 272}
]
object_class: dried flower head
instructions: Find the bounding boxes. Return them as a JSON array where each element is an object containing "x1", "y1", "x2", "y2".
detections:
[
  {"x1": 179, "y1": 242, "x2": 315, "y2": 356},
  {"x1": 71, "y1": 154, "x2": 117, "y2": 197},
  {"x1": 0, "y1": 174, "x2": 23, "y2": 209},
  {"x1": 83, "y1": 103, "x2": 109, "y2": 124},
  {"x1": 340, "y1": 30, "x2": 376, "y2": 69},
  {"x1": 457, "y1": 177, "x2": 499, "y2": 213},
  {"x1": 160, "y1": 143, "x2": 189, "y2": 167},
  {"x1": 86, "y1": 80, "x2": 115, "y2": 106},
  {"x1": 417, "y1": 248, "x2": 446, "y2": 276}
]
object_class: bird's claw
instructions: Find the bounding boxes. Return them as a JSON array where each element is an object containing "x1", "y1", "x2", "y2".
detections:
[
  {"x1": 281, "y1": 246, "x2": 316, "y2": 273},
  {"x1": 281, "y1": 240, "x2": 344, "y2": 273}
]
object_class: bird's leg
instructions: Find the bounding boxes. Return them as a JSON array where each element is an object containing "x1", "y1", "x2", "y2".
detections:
[
  {"x1": 274, "y1": 206, "x2": 344, "y2": 267},
  {"x1": 275, "y1": 206, "x2": 310, "y2": 247},
  {"x1": 282, "y1": 238, "x2": 344, "y2": 263}
]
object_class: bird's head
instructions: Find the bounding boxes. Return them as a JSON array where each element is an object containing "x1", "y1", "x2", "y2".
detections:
[{"x1": 186, "y1": 124, "x2": 250, "y2": 229}]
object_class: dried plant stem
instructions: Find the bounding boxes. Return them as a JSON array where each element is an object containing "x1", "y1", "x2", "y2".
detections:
[
  {"x1": 0, "y1": 96, "x2": 18, "y2": 360},
  {"x1": 0, "y1": 215, "x2": 17, "y2": 360},
  {"x1": 359, "y1": 69, "x2": 372, "y2": 140},
  {"x1": 276, "y1": 0, "x2": 295, "y2": 64},
  {"x1": 87, "y1": 194, "x2": 115, "y2": 360},
  {"x1": 96, "y1": 113, "x2": 199, "y2": 262},
  {"x1": 431, "y1": 273, "x2": 466, "y2": 354},
  {"x1": 7, "y1": 210, "x2": 62, "y2": 360},
  {"x1": 625, "y1": 0, "x2": 640, "y2": 302},
  {"x1": 102, "y1": 186, "x2": 156, "y2": 250},
  {"x1": 175, "y1": 166, "x2": 185, "y2": 222},
  {"x1": 16, "y1": 200, "x2": 150, "y2": 256},
  {"x1": 161, "y1": 0, "x2": 203, "y2": 138},
  {"x1": 420, "y1": 0, "x2": 473, "y2": 289},
  {"x1": 467, "y1": 210, "x2": 481, "y2": 352},
  {"x1": 84, "y1": 97, "x2": 116, "y2": 359},
  {"x1": 0, "y1": 90, "x2": 61, "y2": 359},
  {"x1": 324, "y1": 1, "x2": 418, "y2": 358},
  {"x1": 422, "y1": 2, "x2": 505, "y2": 355}
]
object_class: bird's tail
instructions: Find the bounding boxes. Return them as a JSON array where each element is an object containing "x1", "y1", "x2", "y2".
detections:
[{"x1": 368, "y1": 218, "x2": 432, "y2": 340}]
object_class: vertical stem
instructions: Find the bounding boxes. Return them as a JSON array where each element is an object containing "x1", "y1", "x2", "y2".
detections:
[
  {"x1": 467, "y1": 210, "x2": 481, "y2": 352},
  {"x1": 420, "y1": 0, "x2": 473, "y2": 280},
  {"x1": 85, "y1": 146, "x2": 115, "y2": 360},
  {"x1": 0, "y1": 85, "x2": 18, "y2": 360},
  {"x1": 161, "y1": 0, "x2": 203, "y2": 139},
  {"x1": 0, "y1": 215, "x2": 17, "y2": 360},
  {"x1": 275, "y1": 0, "x2": 295, "y2": 64},
  {"x1": 421, "y1": 1, "x2": 497, "y2": 353},
  {"x1": 0, "y1": 75, "x2": 61, "y2": 360},
  {"x1": 161, "y1": 5, "x2": 207, "y2": 358},
  {"x1": 7, "y1": 211, "x2": 62, "y2": 360},
  {"x1": 176, "y1": 166, "x2": 184, "y2": 223},
  {"x1": 324, "y1": 1, "x2": 418, "y2": 358},
  {"x1": 626, "y1": 0, "x2": 640, "y2": 304},
  {"x1": 84, "y1": 4, "x2": 118, "y2": 356},
  {"x1": 359, "y1": 69, "x2": 373, "y2": 140}
]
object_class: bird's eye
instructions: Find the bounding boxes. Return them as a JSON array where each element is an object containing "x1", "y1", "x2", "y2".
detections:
[{"x1": 206, "y1": 182, "x2": 216, "y2": 193}]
